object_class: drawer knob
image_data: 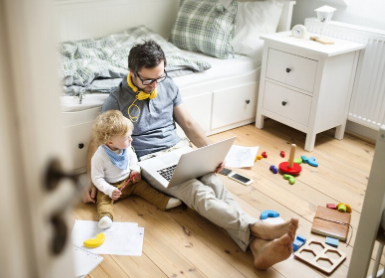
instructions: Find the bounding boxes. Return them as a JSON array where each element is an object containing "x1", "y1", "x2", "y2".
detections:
[
  {"x1": 282, "y1": 101, "x2": 287, "y2": 106},
  {"x1": 78, "y1": 143, "x2": 84, "y2": 149},
  {"x1": 286, "y1": 68, "x2": 291, "y2": 73},
  {"x1": 245, "y1": 100, "x2": 250, "y2": 104}
]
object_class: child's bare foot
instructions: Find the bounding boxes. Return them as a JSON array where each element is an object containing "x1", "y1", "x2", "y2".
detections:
[
  {"x1": 251, "y1": 218, "x2": 298, "y2": 240},
  {"x1": 250, "y1": 233, "x2": 293, "y2": 270}
]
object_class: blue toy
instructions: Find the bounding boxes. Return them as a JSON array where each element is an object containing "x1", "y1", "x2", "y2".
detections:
[
  {"x1": 270, "y1": 165, "x2": 278, "y2": 174},
  {"x1": 325, "y1": 237, "x2": 339, "y2": 247},
  {"x1": 307, "y1": 157, "x2": 319, "y2": 167},
  {"x1": 293, "y1": 235, "x2": 306, "y2": 252},
  {"x1": 301, "y1": 155, "x2": 308, "y2": 164},
  {"x1": 260, "y1": 210, "x2": 280, "y2": 220},
  {"x1": 300, "y1": 155, "x2": 318, "y2": 167}
]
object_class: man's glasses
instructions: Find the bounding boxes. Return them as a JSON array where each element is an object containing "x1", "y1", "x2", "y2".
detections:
[{"x1": 136, "y1": 70, "x2": 167, "y2": 85}]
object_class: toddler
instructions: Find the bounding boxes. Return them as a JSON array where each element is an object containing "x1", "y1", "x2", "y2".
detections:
[{"x1": 91, "y1": 110, "x2": 181, "y2": 229}]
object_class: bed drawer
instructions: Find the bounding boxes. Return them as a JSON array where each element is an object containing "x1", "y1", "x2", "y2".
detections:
[
  {"x1": 212, "y1": 82, "x2": 258, "y2": 129},
  {"x1": 62, "y1": 106, "x2": 101, "y2": 127},
  {"x1": 64, "y1": 121, "x2": 94, "y2": 171},
  {"x1": 266, "y1": 49, "x2": 317, "y2": 93},
  {"x1": 182, "y1": 92, "x2": 212, "y2": 133},
  {"x1": 263, "y1": 81, "x2": 312, "y2": 126}
]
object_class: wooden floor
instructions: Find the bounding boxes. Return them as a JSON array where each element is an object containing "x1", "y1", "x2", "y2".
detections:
[{"x1": 72, "y1": 119, "x2": 379, "y2": 278}]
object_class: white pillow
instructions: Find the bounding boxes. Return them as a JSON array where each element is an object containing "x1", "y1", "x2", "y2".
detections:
[{"x1": 231, "y1": 0, "x2": 284, "y2": 58}]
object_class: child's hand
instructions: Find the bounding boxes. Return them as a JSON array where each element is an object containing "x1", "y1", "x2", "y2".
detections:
[
  {"x1": 111, "y1": 188, "x2": 122, "y2": 201},
  {"x1": 131, "y1": 171, "x2": 141, "y2": 183}
]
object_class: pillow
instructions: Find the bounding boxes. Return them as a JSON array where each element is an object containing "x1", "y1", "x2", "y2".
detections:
[
  {"x1": 231, "y1": 0, "x2": 284, "y2": 58},
  {"x1": 169, "y1": 0, "x2": 237, "y2": 59}
]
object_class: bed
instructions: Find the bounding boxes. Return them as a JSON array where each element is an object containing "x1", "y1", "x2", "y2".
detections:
[{"x1": 55, "y1": 0, "x2": 296, "y2": 172}]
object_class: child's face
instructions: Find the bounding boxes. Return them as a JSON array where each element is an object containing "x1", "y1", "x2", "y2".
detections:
[{"x1": 108, "y1": 130, "x2": 132, "y2": 150}]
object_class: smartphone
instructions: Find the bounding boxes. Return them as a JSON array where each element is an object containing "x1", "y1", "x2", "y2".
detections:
[
  {"x1": 219, "y1": 168, "x2": 232, "y2": 176},
  {"x1": 228, "y1": 172, "x2": 253, "y2": 186}
]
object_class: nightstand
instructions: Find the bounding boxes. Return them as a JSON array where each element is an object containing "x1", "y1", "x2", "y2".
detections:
[{"x1": 255, "y1": 31, "x2": 365, "y2": 151}]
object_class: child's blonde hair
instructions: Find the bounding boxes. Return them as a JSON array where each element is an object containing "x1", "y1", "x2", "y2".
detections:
[{"x1": 92, "y1": 110, "x2": 134, "y2": 145}]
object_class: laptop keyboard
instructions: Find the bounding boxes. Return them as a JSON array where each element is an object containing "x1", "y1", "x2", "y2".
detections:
[{"x1": 157, "y1": 165, "x2": 177, "y2": 181}]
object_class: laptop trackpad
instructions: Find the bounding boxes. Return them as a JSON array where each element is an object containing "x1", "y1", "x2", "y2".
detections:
[{"x1": 158, "y1": 152, "x2": 180, "y2": 165}]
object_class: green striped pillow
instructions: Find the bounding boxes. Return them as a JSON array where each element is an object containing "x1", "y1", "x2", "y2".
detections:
[{"x1": 170, "y1": 0, "x2": 237, "y2": 59}]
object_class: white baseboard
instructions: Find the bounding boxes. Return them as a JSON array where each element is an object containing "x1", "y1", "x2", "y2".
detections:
[{"x1": 346, "y1": 120, "x2": 378, "y2": 142}]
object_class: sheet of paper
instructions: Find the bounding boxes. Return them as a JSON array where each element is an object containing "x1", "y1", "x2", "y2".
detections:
[
  {"x1": 225, "y1": 145, "x2": 259, "y2": 168},
  {"x1": 73, "y1": 245, "x2": 103, "y2": 277},
  {"x1": 72, "y1": 220, "x2": 144, "y2": 256}
]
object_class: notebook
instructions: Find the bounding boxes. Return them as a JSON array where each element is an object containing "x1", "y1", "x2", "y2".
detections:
[
  {"x1": 139, "y1": 137, "x2": 235, "y2": 188},
  {"x1": 311, "y1": 206, "x2": 351, "y2": 242},
  {"x1": 73, "y1": 245, "x2": 103, "y2": 277}
]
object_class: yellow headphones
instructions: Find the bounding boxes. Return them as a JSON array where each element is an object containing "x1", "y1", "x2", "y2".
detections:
[{"x1": 127, "y1": 72, "x2": 158, "y2": 122}]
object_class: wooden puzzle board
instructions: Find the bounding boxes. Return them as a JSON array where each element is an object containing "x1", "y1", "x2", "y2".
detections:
[{"x1": 294, "y1": 239, "x2": 346, "y2": 274}]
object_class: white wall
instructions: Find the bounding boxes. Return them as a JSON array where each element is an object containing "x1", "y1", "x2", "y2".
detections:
[
  {"x1": 292, "y1": 0, "x2": 385, "y2": 142},
  {"x1": 292, "y1": 0, "x2": 385, "y2": 31}
]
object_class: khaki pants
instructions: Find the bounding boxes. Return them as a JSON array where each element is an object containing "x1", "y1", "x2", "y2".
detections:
[
  {"x1": 96, "y1": 177, "x2": 171, "y2": 220},
  {"x1": 139, "y1": 138, "x2": 258, "y2": 252}
]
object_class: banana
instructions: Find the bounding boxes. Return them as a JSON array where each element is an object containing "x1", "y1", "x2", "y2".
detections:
[{"x1": 83, "y1": 233, "x2": 105, "y2": 248}]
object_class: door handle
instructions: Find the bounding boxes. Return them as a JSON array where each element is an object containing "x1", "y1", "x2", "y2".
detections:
[
  {"x1": 45, "y1": 158, "x2": 85, "y2": 191},
  {"x1": 44, "y1": 158, "x2": 87, "y2": 255},
  {"x1": 50, "y1": 213, "x2": 68, "y2": 255}
]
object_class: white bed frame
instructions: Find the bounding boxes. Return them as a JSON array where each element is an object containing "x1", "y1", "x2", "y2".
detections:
[{"x1": 56, "y1": 0, "x2": 296, "y2": 172}]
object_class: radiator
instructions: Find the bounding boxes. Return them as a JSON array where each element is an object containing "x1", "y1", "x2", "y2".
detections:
[{"x1": 305, "y1": 18, "x2": 385, "y2": 130}]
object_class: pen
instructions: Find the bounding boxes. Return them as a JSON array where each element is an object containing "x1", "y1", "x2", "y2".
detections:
[{"x1": 119, "y1": 173, "x2": 136, "y2": 192}]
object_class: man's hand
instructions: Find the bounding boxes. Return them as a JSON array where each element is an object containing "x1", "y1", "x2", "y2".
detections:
[
  {"x1": 215, "y1": 162, "x2": 225, "y2": 174},
  {"x1": 82, "y1": 184, "x2": 96, "y2": 204},
  {"x1": 111, "y1": 188, "x2": 122, "y2": 201},
  {"x1": 131, "y1": 171, "x2": 141, "y2": 183}
]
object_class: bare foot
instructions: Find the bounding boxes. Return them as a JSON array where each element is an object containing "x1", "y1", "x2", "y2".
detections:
[
  {"x1": 250, "y1": 233, "x2": 293, "y2": 270},
  {"x1": 251, "y1": 218, "x2": 298, "y2": 240}
]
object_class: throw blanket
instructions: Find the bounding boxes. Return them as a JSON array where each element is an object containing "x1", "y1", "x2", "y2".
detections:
[{"x1": 59, "y1": 25, "x2": 211, "y2": 96}]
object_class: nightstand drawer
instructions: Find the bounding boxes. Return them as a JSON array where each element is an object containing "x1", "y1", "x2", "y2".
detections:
[
  {"x1": 263, "y1": 81, "x2": 312, "y2": 126},
  {"x1": 266, "y1": 49, "x2": 317, "y2": 93}
]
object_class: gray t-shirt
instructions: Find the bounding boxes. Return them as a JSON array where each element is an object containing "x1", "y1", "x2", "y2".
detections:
[{"x1": 101, "y1": 75, "x2": 183, "y2": 158}]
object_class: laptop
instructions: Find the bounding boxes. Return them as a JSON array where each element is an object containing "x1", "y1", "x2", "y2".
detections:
[{"x1": 139, "y1": 137, "x2": 235, "y2": 188}]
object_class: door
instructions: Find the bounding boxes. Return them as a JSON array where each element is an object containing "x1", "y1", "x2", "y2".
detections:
[{"x1": 1, "y1": 0, "x2": 79, "y2": 277}]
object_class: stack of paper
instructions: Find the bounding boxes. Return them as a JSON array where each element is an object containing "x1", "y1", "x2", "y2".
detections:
[{"x1": 72, "y1": 220, "x2": 144, "y2": 256}]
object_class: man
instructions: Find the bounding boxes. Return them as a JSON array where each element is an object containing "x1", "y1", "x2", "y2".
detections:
[{"x1": 83, "y1": 40, "x2": 298, "y2": 270}]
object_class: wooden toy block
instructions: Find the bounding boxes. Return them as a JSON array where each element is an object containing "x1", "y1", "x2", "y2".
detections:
[
  {"x1": 294, "y1": 239, "x2": 346, "y2": 275},
  {"x1": 260, "y1": 210, "x2": 280, "y2": 220},
  {"x1": 310, "y1": 36, "x2": 335, "y2": 45},
  {"x1": 262, "y1": 151, "x2": 267, "y2": 158},
  {"x1": 327, "y1": 203, "x2": 337, "y2": 210},
  {"x1": 325, "y1": 237, "x2": 339, "y2": 248},
  {"x1": 301, "y1": 155, "x2": 308, "y2": 163},
  {"x1": 307, "y1": 157, "x2": 319, "y2": 167},
  {"x1": 279, "y1": 144, "x2": 302, "y2": 175},
  {"x1": 270, "y1": 165, "x2": 278, "y2": 174},
  {"x1": 294, "y1": 157, "x2": 303, "y2": 164},
  {"x1": 283, "y1": 174, "x2": 296, "y2": 185},
  {"x1": 337, "y1": 203, "x2": 352, "y2": 213},
  {"x1": 255, "y1": 155, "x2": 263, "y2": 162},
  {"x1": 293, "y1": 235, "x2": 306, "y2": 252}
]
